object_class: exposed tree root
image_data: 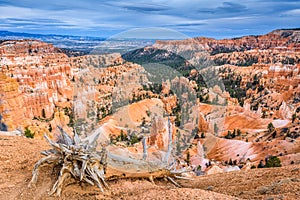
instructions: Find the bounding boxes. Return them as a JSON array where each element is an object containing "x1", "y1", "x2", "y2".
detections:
[
  {"x1": 29, "y1": 123, "x2": 189, "y2": 196},
  {"x1": 29, "y1": 126, "x2": 107, "y2": 196}
]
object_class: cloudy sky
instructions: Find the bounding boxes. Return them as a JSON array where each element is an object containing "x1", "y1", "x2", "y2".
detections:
[{"x1": 0, "y1": 0, "x2": 299, "y2": 39}]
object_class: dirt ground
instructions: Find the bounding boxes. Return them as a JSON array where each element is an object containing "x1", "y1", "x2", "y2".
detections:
[{"x1": 0, "y1": 135, "x2": 299, "y2": 200}]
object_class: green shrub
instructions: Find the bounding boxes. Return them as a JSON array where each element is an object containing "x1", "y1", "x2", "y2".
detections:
[
  {"x1": 265, "y1": 156, "x2": 281, "y2": 168},
  {"x1": 268, "y1": 123, "x2": 275, "y2": 133},
  {"x1": 146, "y1": 110, "x2": 151, "y2": 117},
  {"x1": 110, "y1": 131, "x2": 141, "y2": 146},
  {"x1": 197, "y1": 165, "x2": 202, "y2": 170},
  {"x1": 119, "y1": 130, "x2": 126, "y2": 141},
  {"x1": 237, "y1": 129, "x2": 242, "y2": 136},
  {"x1": 201, "y1": 132, "x2": 206, "y2": 138},
  {"x1": 129, "y1": 134, "x2": 140, "y2": 145},
  {"x1": 24, "y1": 127, "x2": 34, "y2": 138},
  {"x1": 292, "y1": 113, "x2": 297, "y2": 123}
]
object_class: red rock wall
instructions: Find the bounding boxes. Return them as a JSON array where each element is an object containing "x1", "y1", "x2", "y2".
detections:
[
  {"x1": 0, "y1": 40, "x2": 73, "y2": 130},
  {"x1": 0, "y1": 73, "x2": 27, "y2": 130}
]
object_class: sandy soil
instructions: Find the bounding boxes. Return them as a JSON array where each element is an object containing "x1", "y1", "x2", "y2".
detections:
[
  {"x1": 180, "y1": 166, "x2": 300, "y2": 200},
  {"x1": 0, "y1": 135, "x2": 299, "y2": 200}
]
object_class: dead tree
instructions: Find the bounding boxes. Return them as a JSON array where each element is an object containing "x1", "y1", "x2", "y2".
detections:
[{"x1": 29, "y1": 125, "x2": 190, "y2": 196}]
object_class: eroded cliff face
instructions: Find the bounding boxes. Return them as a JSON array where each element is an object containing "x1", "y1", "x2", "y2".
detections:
[
  {"x1": 0, "y1": 40, "x2": 73, "y2": 132},
  {"x1": 155, "y1": 29, "x2": 300, "y2": 53},
  {"x1": 0, "y1": 39, "x2": 55, "y2": 56},
  {"x1": 153, "y1": 29, "x2": 300, "y2": 67},
  {"x1": 0, "y1": 73, "x2": 27, "y2": 130},
  {"x1": 0, "y1": 40, "x2": 72, "y2": 119},
  {"x1": 0, "y1": 40, "x2": 152, "y2": 135}
]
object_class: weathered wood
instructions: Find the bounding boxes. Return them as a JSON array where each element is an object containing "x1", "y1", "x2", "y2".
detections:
[
  {"x1": 29, "y1": 128, "x2": 108, "y2": 196},
  {"x1": 29, "y1": 126, "x2": 185, "y2": 196}
]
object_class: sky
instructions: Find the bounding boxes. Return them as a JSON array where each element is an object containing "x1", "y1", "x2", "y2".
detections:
[{"x1": 0, "y1": 0, "x2": 299, "y2": 39}]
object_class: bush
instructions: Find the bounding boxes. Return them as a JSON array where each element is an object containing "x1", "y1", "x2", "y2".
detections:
[
  {"x1": 268, "y1": 123, "x2": 275, "y2": 133},
  {"x1": 257, "y1": 160, "x2": 265, "y2": 168},
  {"x1": 251, "y1": 165, "x2": 256, "y2": 169},
  {"x1": 292, "y1": 113, "x2": 297, "y2": 123},
  {"x1": 0, "y1": 122, "x2": 8, "y2": 131},
  {"x1": 185, "y1": 151, "x2": 191, "y2": 165},
  {"x1": 291, "y1": 161, "x2": 295, "y2": 165},
  {"x1": 237, "y1": 129, "x2": 242, "y2": 136},
  {"x1": 110, "y1": 131, "x2": 141, "y2": 146},
  {"x1": 201, "y1": 132, "x2": 206, "y2": 138},
  {"x1": 129, "y1": 134, "x2": 140, "y2": 145},
  {"x1": 146, "y1": 110, "x2": 151, "y2": 117},
  {"x1": 265, "y1": 156, "x2": 281, "y2": 168},
  {"x1": 196, "y1": 165, "x2": 202, "y2": 171},
  {"x1": 0, "y1": 114, "x2": 8, "y2": 131},
  {"x1": 24, "y1": 127, "x2": 34, "y2": 138}
]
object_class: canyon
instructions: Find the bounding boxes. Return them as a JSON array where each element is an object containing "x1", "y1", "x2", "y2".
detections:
[{"x1": 0, "y1": 29, "x2": 299, "y2": 199}]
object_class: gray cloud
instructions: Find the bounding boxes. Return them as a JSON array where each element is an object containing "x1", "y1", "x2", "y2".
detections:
[
  {"x1": 105, "y1": 2, "x2": 169, "y2": 13},
  {"x1": 0, "y1": 0, "x2": 299, "y2": 38},
  {"x1": 218, "y1": 2, "x2": 247, "y2": 12},
  {"x1": 6, "y1": 18, "x2": 64, "y2": 24}
]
